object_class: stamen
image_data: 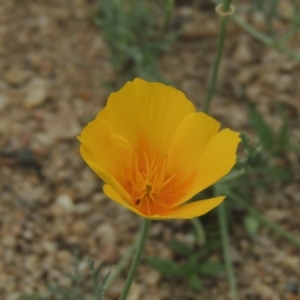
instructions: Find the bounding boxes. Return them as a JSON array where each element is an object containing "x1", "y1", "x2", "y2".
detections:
[
  {"x1": 128, "y1": 152, "x2": 178, "y2": 214},
  {"x1": 160, "y1": 172, "x2": 177, "y2": 189},
  {"x1": 143, "y1": 152, "x2": 150, "y2": 175}
]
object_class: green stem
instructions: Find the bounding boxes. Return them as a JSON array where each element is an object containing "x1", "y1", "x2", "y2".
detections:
[
  {"x1": 203, "y1": 1, "x2": 238, "y2": 298},
  {"x1": 216, "y1": 190, "x2": 238, "y2": 300},
  {"x1": 191, "y1": 218, "x2": 206, "y2": 246},
  {"x1": 158, "y1": 0, "x2": 174, "y2": 41},
  {"x1": 204, "y1": 0, "x2": 232, "y2": 113},
  {"x1": 219, "y1": 168, "x2": 245, "y2": 184},
  {"x1": 232, "y1": 14, "x2": 300, "y2": 62},
  {"x1": 224, "y1": 188, "x2": 300, "y2": 248},
  {"x1": 210, "y1": 0, "x2": 300, "y2": 62},
  {"x1": 222, "y1": 0, "x2": 232, "y2": 11},
  {"x1": 118, "y1": 219, "x2": 151, "y2": 300}
]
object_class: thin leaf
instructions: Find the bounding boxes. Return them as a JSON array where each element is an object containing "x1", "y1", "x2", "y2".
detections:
[
  {"x1": 277, "y1": 106, "x2": 289, "y2": 152},
  {"x1": 244, "y1": 214, "x2": 260, "y2": 237},
  {"x1": 187, "y1": 274, "x2": 203, "y2": 291},
  {"x1": 146, "y1": 257, "x2": 181, "y2": 277},
  {"x1": 168, "y1": 240, "x2": 193, "y2": 257},
  {"x1": 197, "y1": 262, "x2": 224, "y2": 275},
  {"x1": 248, "y1": 104, "x2": 274, "y2": 151}
]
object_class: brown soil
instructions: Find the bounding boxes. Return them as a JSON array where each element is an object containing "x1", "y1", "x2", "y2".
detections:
[{"x1": 0, "y1": 1, "x2": 300, "y2": 300}]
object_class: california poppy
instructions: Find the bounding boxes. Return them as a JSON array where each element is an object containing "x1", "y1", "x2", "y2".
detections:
[{"x1": 78, "y1": 78, "x2": 240, "y2": 219}]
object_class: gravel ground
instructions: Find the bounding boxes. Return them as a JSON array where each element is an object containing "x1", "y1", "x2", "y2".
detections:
[{"x1": 0, "y1": 1, "x2": 300, "y2": 299}]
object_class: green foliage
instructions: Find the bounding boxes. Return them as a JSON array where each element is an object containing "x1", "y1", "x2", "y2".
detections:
[
  {"x1": 252, "y1": 0, "x2": 300, "y2": 21},
  {"x1": 188, "y1": 274, "x2": 203, "y2": 292},
  {"x1": 277, "y1": 106, "x2": 289, "y2": 151},
  {"x1": 247, "y1": 104, "x2": 296, "y2": 157},
  {"x1": 249, "y1": 0, "x2": 300, "y2": 37},
  {"x1": 90, "y1": 260, "x2": 111, "y2": 299},
  {"x1": 146, "y1": 257, "x2": 181, "y2": 277},
  {"x1": 218, "y1": 98, "x2": 300, "y2": 249},
  {"x1": 94, "y1": 0, "x2": 175, "y2": 87},
  {"x1": 197, "y1": 262, "x2": 224, "y2": 275},
  {"x1": 191, "y1": 218, "x2": 206, "y2": 246},
  {"x1": 243, "y1": 214, "x2": 261, "y2": 238},
  {"x1": 20, "y1": 257, "x2": 110, "y2": 300},
  {"x1": 147, "y1": 238, "x2": 223, "y2": 291},
  {"x1": 248, "y1": 104, "x2": 274, "y2": 152},
  {"x1": 218, "y1": 101, "x2": 299, "y2": 243},
  {"x1": 239, "y1": 133, "x2": 263, "y2": 168},
  {"x1": 250, "y1": 0, "x2": 281, "y2": 25},
  {"x1": 245, "y1": 104, "x2": 297, "y2": 182},
  {"x1": 167, "y1": 240, "x2": 194, "y2": 257}
]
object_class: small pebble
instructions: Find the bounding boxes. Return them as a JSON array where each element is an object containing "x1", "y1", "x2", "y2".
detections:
[
  {"x1": 25, "y1": 78, "x2": 49, "y2": 108},
  {"x1": 55, "y1": 193, "x2": 74, "y2": 213}
]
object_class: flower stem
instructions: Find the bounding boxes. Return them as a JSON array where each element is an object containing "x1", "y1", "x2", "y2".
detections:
[
  {"x1": 210, "y1": 0, "x2": 300, "y2": 62},
  {"x1": 191, "y1": 218, "x2": 206, "y2": 246},
  {"x1": 217, "y1": 182, "x2": 239, "y2": 295},
  {"x1": 158, "y1": 0, "x2": 174, "y2": 41},
  {"x1": 216, "y1": 187, "x2": 238, "y2": 300},
  {"x1": 202, "y1": 2, "x2": 238, "y2": 298},
  {"x1": 219, "y1": 168, "x2": 245, "y2": 184},
  {"x1": 203, "y1": 0, "x2": 233, "y2": 113},
  {"x1": 232, "y1": 14, "x2": 300, "y2": 62},
  {"x1": 222, "y1": 0, "x2": 232, "y2": 11},
  {"x1": 118, "y1": 218, "x2": 151, "y2": 300}
]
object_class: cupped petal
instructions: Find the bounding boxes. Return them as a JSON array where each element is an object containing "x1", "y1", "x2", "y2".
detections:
[
  {"x1": 80, "y1": 152, "x2": 133, "y2": 205},
  {"x1": 167, "y1": 112, "x2": 221, "y2": 180},
  {"x1": 175, "y1": 129, "x2": 240, "y2": 206},
  {"x1": 103, "y1": 183, "x2": 224, "y2": 220},
  {"x1": 78, "y1": 118, "x2": 134, "y2": 182},
  {"x1": 97, "y1": 78, "x2": 195, "y2": 158},
  {"x1": 103, "y1": 184, "x2": 144, "y2": 216},
  {"x1": 153, "y1": 196, "x2": 225, "y2": 219}
]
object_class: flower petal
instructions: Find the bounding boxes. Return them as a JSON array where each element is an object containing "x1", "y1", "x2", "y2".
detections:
[
  {"x1": 78, "y1": 118, "x2": 134, "y2": 182},
  {"x1": 167, "y1": 112, "x2": 220, "y2": 181},
  {"x1": 155, "y1": 196, "x2": 225, "y2": 219},
  {"x1": 77, "y1": 78, "x2": 240, "y2": 221},
  {"x1": 103, "y1": 184, "x2": 145, "y2": 217},
  {"x1": 80, "y1": 150, "x2": 133, "y2": 205},
  {"x1": 176, "y1": 129, "x2": 240, "y2": 205},
  {"x1": 103, "y1": 183, "x2": 224, "y2": 220},
  {"x1": 97, "y1": 78, "x2": 195, "y2": 158}
]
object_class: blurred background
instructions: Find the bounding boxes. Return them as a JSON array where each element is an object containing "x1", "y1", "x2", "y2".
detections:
[{"x1": 0, "y1": 0, "x2": 300, "y2": 299}]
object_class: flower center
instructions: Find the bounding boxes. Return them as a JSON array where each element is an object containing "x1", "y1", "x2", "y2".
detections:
[{"x1": 126, "y1": 152, "x2": 176, "y2": 215}]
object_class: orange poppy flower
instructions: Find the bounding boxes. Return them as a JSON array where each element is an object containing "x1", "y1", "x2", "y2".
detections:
[{"x1": 78, "y1": 78, "x2": 240, "y2": 219}]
